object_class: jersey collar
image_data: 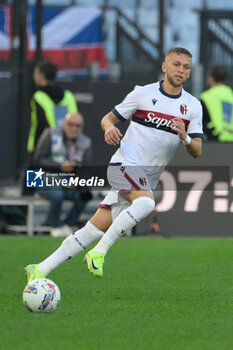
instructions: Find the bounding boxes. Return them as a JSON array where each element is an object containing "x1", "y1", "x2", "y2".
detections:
[{"x1": 159, "y1": 80, "x2": 182, "y2": 99}]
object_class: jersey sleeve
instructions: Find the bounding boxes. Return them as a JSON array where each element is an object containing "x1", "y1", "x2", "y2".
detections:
[
  {"x1": 112, "y1": 86, "x2": 139, "y2": 121},
  {"x1": 187, "y1": 100, "x2": 203, "y2": 138}
]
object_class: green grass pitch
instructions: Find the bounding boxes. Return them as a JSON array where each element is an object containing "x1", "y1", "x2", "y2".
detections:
[{"x1": 0, "y1": 235, "x2": 233, "y2": 350}]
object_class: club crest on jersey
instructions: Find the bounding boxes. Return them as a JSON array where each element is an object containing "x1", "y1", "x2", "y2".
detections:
[
  {"x1": 139, "y1": 177, "x2": 147, "y2": 186},
  {"x1": 180, "y1": 104, "x2": 188, "y2": 115}
]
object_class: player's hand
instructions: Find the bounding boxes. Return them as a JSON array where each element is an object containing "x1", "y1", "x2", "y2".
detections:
[
  {"x1": 104, "y1": 126, "x2": 123, "y2": 146},
  {"x1": 171, "y1": 117, "x2": 187, "y2": 140}
]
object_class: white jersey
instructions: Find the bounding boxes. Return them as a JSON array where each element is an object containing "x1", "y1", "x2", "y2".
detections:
[{"x1": 110, "y1": 81, "x2": 203, "y2": 189}]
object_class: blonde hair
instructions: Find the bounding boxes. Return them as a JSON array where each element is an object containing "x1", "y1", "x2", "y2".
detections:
[{"x1": 165, "y1": 47, "x2": 192, "y2": 59}]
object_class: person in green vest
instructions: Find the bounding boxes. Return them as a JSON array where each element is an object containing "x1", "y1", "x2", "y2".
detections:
[
  {"x1": 27, "y1": 60, "x2": 78, "y2": 154},
  {"x1": 201, "y1": 65, "x2": 233, "y2": 141}
]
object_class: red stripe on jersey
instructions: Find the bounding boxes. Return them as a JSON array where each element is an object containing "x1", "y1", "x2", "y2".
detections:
[
  {"x1": 133, "y1": 109, "x2": 190, "y2": 130},
  {"x1": 99, "y1": 204, "x2": 111, "y2": 209}
]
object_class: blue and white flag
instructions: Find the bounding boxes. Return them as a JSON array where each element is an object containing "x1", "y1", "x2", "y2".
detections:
[{"x1": 0, "y1": 5, "x2": 107, "y2": 75}]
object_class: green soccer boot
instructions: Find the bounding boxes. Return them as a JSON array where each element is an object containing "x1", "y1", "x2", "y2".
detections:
[
  {"x1": 84, "y1": 250, "x2": 105, "y2": 277},
  {"x1": 24, "y1": 264, "x2": 46, "y2": 283}
]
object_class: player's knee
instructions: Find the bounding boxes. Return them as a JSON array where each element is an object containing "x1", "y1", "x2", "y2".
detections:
[{"x1": 133, "y1": 196, "x2": 155, "y2": 217}]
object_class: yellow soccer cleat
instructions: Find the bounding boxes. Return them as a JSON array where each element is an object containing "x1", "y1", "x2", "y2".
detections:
[
  {"x1": 84, "y1": 250, "x2": 105, "y2": 278},
  {"x1": 24, "y1": 264, "x2": 46, "y2": 283}
]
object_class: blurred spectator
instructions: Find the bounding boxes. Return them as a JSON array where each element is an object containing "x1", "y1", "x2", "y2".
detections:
[
  {"x1": 200, "y1": 65, "x2": 233, "y2": 141},
  {"x1": 27, "y1": 60, "x2": 78, "y2": 155},
  {"x1": 34, "y1": 112, "x2": 92, "y2": 237}
]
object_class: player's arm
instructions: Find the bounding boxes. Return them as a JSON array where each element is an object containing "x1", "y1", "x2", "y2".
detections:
[
  {"x1": 172, "y1": 117, "x2": 202, "y2": 158},
  {"x1": 101, "y1": 111, "x2": 123, "y2": 146},
  {"x1": 102, "y1": 86, "x2": 139, "y2": 145},
  {"x1": 184, "y1": 137, "x2": 202, "y2": 158}
]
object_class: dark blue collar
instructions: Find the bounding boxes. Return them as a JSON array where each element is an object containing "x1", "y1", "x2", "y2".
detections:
[{"x1": 159, "y1": 80, "x2": 182, "y2": 99}]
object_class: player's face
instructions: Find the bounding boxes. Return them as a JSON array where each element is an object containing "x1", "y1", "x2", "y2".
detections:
[{"x1": 162, "y1": 53, "x2": 192, "y2": 88}]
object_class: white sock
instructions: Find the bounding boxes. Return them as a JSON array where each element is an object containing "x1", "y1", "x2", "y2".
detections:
[
  {"x1": 93, "y1": 196, "x2": 155, "y2": 255},
  {"x1": 38, "y1": 221, "x2": 104, "y2": 275}
]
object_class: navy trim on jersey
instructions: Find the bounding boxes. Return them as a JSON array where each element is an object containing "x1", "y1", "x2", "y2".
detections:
[
  {"x1": 189, "y1": 133, "x2": 203, "y2": 139},
  {"x1": 112, "y1": 108, "x2": 126, "y2": 121},
  {"x1": 159, "y1": 81, "x2": 182, "y2": 99},
  {"x1": 109, "y1": 162, "x2": 122, "y2": 166}
]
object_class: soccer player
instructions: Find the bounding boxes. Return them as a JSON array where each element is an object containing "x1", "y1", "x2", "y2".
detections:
[{"x1": 25, "y1": 47, "x2": 203, "y2": 281}]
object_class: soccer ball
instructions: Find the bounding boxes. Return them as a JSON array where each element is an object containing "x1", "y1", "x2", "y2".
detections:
[{"x1": 22, "y1": 278, "x2": 61, "y2": 313}]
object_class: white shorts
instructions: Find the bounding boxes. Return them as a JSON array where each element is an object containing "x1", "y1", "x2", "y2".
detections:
[
  {"x1": 99, "y1": 163, "x2": 152, "y2": 221},
  {"x1": 107, "y1": 163, "x2": 151, "y2": 192}
]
